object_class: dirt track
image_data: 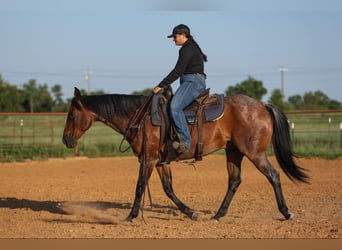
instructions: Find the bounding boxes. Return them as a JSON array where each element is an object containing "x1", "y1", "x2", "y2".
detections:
[{"x1": 0, "y1": 155, "x2": 341, "y2": 238}]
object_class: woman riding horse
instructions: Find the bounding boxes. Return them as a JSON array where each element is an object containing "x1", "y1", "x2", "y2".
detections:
[{"x1": 63, "y1": 87, "x2": 308, "y2": 222}]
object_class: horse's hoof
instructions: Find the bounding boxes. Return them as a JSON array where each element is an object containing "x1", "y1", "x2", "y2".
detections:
[
  {"x1": 191, "y1": 212, "x2": 198, "y2": 221},
  {"x1": 287, "y1": 213, "x2": 294, "y2": 220},
  {"x1": 210, "y1": 216, "x2": 219, "y2": 223},
  {"x1": 125, "y1": 216, "x2": 134, "y2": 223},
  {"x1": 211, "y1": 217, "x2": 219, "y2": 223}
]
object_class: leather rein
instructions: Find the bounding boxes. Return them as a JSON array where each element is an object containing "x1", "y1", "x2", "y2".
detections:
[{"x1": 119, "y1": 93, "x2": 153, "y2": 153}]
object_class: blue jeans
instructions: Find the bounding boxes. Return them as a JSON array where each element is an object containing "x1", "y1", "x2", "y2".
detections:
[{"x1": 170, "y1": 74, "x2": 206, "y2": 149}]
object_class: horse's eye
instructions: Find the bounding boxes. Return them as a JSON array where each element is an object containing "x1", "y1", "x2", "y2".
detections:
[{"x1": 68, "y1": 112, "x2": 75, "y2": 120}]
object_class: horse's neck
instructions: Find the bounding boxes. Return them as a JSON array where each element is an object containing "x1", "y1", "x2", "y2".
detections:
[
  {"x1": 85, "y1": 94, "x2": 143, "y2": 135},
  {"x1": 99, "y1": 113, "x2": 132, "y2": 135}
]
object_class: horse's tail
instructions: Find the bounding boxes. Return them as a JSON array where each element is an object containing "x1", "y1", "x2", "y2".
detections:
[{"x1": 265, "y1": 103, "x2": 309, "y2": 183}]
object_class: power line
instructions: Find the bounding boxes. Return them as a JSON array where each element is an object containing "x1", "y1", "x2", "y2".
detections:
[{"x1": 1, "y1": 67, "x2": 341, "y2": 81}]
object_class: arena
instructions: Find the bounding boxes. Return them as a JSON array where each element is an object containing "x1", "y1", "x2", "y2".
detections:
[{"x1": 0, "y1": 155, "x2": 340, "y2": 238}]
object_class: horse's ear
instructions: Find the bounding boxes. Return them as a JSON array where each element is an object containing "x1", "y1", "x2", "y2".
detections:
[
  {"x1": 74, "y1": 87, "x2": 84, "y2": 109},
  {"x1": 74, "y1": 87, "x2": 81, "y2": 100}
]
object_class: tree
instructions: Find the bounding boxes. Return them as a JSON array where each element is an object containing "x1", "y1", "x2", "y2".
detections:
[
  {"x1": 225, "y1": 76, "x2": 267, "y2": 101},
  {"x1": 51, "y1": 84, "x2": 68, "y2": 112},
  {"x1": 131, "y1": 88, "x2": 153, "y2": 96},
  {"x1": 22, "y1": 79, "x2": 54, "y2": 112},
  {"x1": 268, "y1": 89, "x2": 284, "y2": 108},
  {"x1": 288, "y1": 95, "x2": 303, "y2": 110},
  {"x1": 0, "y1": 74, "x2": 24, "y2": 112},
  {"x1": 78, "y1": 88, "x2": 106, "y2": 96},
  {"x1": 22, "y1": 79, "x2": 38, "y2": 112},
  {"x1": 328, "y1": 100, "x2": 342, "y2": 110},
  {"x1": 302, "y1": 91, "x2": 330, "y2": 110},
  {"x1": 287, "y1": 90, "x2": 342, "y2": 110},
  {"x1": 90, "y1": 89, "x2": 106, "y2": 95},
  {"x1": 38, "y1": 84, "x2": 54, "y2": 111},
  {"x1": 51, "y1": 84, "x2": 63, "y2": 106}
]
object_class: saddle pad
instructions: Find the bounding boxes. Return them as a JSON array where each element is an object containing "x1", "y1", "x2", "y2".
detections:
[
  {"x1": 184, "y1": 94, "x2": 224, "y2": 124},
  {"x1": 151, "y1": 93, "x2": 225, "y2": 126}
]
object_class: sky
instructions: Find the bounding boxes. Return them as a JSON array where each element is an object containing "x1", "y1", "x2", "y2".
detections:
[{"x1": 1, "y1": 0, "x2": 342, "y2": 103}]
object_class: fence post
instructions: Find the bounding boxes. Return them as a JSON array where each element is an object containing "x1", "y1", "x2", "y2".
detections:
[
  {"x1": 291, "y1": 122, "x2": 295, "y2": 146},
  {"x1": 340, "y1": 123, "x2": 342, "y2": 149},
  {"x1": 13, "y1": 120, "x2": 16, "y2": 145},
  {"x1": 328, "y1": 117, "x2": 331, "y2": 147},
  {"x1": 20, "y1": 119, "x2": 24, "y2": 144},
  {"x1": 50, "y1": 121, "x2": 54, "y2": 144},
  {"x1": 32, "y1": 119, "x2": 35, "y2": 145}
]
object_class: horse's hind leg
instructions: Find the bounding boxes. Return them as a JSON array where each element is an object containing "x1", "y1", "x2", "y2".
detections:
[
  {"x1": 156, "y1": 164, "x2": 198, "y2": 220},
  {"x1": 213, "y1": 142, "x2": 243, "y2": 221},
  {"x1": 249, "y1": 155, "x2": 294, "y2": 220}
]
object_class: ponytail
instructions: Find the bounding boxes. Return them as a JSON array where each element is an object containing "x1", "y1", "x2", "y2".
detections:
[{"x1": 188, "y1": 36, "x2": 208, "y2": 62}]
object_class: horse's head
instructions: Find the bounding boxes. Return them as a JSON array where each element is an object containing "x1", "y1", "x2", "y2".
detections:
[{"x1": 62, "y1": 87, "x2": 95, "y2": 148}]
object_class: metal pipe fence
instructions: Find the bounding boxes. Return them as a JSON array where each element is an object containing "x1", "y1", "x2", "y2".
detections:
[{"x1": 1, "y1": 110, "x2": 341, "y2": 160}]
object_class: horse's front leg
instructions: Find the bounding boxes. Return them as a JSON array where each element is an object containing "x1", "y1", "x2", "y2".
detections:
[
  {"x1": 126, "y1": 160, "x2": 155, "y2": 222},
  {"x1": 156, "y1": 164, "x2": 198, "y2": 220}
]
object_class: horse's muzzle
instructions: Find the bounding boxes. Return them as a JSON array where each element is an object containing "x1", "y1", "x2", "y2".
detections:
[{"x1": 62, "y1": 136, "x2": 76, "y2": 148}]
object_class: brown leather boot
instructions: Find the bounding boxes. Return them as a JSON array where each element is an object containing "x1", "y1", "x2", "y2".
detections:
[{"x1": 172, "y1": 141, "x2": 189, "y2": 154}]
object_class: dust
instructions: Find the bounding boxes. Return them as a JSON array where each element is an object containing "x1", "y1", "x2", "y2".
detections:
[{"x1": 60, "y1": 201, "x2": 122, "y2": 225}]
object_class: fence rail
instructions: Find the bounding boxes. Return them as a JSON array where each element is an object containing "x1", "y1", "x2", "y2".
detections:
[{"x1": 1, "y1": 110, "x2": 342, "y2": 161}]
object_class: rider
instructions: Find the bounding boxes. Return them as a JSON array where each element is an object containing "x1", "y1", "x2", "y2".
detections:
[{"x1": 153, "y1": 24, "x2": 207, "y2": 154}]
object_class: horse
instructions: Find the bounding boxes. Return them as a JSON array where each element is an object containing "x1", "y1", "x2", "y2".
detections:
[{"x1": 62, "y1": 87, "x2": 309, "y2": 222}]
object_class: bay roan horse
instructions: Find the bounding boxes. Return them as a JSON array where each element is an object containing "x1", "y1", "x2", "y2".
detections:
[{"x1": 63, "y1": 87, "x2": 308, "y2": 222}]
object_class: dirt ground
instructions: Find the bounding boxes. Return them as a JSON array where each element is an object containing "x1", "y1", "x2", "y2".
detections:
[{"x1": 0, "y1": 155, "x2": 341, "y2": 239}]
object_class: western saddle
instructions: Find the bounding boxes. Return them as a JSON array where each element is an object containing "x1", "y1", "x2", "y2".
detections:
[{"x1": 151, "y1": 86, "x2": 224, "y2": 164}]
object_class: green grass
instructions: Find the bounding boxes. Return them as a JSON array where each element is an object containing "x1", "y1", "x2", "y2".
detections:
[
  {"x1": 0, "y1": 111, "x2": 341, "y2": 162},
  {"x1": 286, "y1": 112, "x2": 342, "y2": 158},
  {"x1": 0, "y1": 114, "x2": 133, "y2": 162}
]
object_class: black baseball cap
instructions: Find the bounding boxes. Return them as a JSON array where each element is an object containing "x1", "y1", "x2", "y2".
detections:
[{"x1": 167, "y1": 24, "x2": 191, "y2": 38}]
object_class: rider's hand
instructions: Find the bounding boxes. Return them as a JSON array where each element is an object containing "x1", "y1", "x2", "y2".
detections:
[{"x1": 153, "y1": 86, "x2": 162, "y2": 94}]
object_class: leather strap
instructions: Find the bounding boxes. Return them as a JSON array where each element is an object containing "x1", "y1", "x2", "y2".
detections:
[{"x1": 195, "y1": 101, "x2": 204, "y2": 161}]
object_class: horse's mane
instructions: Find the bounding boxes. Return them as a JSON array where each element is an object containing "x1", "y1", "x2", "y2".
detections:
[{"x1": 72, "y1": 94, "x2": 147, "y2": 119}]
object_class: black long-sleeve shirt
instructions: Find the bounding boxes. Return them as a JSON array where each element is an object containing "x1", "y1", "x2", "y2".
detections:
[{"x1": 158, "y1": 39, "x2": 205, "y2": 87}]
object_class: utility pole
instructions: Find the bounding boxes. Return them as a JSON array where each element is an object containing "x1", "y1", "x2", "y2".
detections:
[
  {"x1": 85, "y1": 69, "x2": 92, "y2": 94},
  {"x1": 279, "y1": 66, "x2": 288, "y2": 104}
]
